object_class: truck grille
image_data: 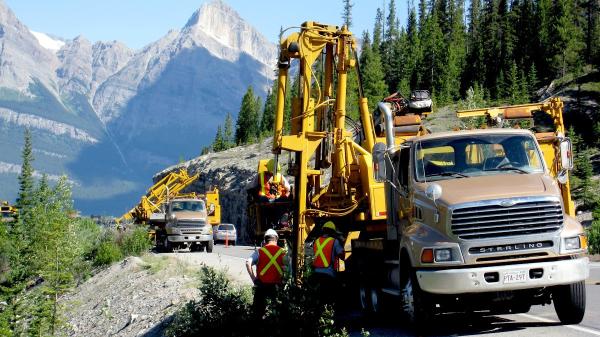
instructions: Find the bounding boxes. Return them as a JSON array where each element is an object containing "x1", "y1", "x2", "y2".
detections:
[{"x1": 451, "y1": 199, "x2": 563, "y2": 240}]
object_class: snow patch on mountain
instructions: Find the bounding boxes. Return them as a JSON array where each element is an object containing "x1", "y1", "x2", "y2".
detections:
[{"x1": 30, "y1": 30, "x2": 65, "y2": 52}]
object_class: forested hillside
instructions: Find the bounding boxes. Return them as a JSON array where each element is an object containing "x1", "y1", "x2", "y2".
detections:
[{"x1": 205, "y1": 0, "x2": 599, "y2": 154}]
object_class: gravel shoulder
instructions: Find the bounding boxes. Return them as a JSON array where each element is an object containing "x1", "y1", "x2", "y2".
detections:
[{"x1": 61, "y1": 250, "x2": 252, "y2": 337}]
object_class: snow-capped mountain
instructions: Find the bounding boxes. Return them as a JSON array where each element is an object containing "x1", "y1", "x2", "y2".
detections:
[{"x1": 0, "y1": 0, "x2": 277, "y2": 214}]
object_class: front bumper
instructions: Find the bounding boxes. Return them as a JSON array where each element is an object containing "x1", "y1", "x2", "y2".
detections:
[
  {"x1": 408, "y1": 99, "x2": 432, "y2": 109},
  {"x1": 215, "y1": 233, "x2": 237, "y2": 241},
  {"x1": 168, "y1": 234, "x2": 213, "y2": 243},
  {"x1": 416, "y1": 257, "x2": 589, "y2": 294}
]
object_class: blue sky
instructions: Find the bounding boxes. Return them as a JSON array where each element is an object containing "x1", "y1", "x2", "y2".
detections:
[{"x1": 5, "y1": 0, "x2": 408, "y2": 49}]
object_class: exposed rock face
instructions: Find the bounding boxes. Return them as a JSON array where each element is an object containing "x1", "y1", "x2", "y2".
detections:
[
  {"x1": 184, "y1": 0, "x2": 276, "y2": 71},
  {"x1": 0, "y1": 107, "x2": 99, "y2": 143},
  {"x1": 90, "y1": 40, "x2": 133, "y2": 98},
  {"x1": 0, "y1": 0, "x2": 57, "y2": 93},
  {"x1": 154, "y1": 138, "x2": 276, "y2": 242},
  {"x1": 56, "y1": 36, "x2": 93, "y2": 95}
]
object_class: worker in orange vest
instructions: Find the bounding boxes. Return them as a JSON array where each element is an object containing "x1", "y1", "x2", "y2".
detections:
[
  {"x1": 257, "y1": 159, "x2": 290, "y2": 202},
  {"x1": 245, "y1": 229, "x2": 286, "y2": 318},
  {"x1": 310, "y1": 221, "x2": 344, "y2": 303}
]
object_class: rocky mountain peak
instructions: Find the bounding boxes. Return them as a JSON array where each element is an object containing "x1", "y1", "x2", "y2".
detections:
[
  {"x1": 181, "y1": 0, "x2": 276, "y2": 67},
  {"x1": 0, "y1": 0, "x2": 58, "y2": 92},
  {"x1": 184, "y1": 0, "x2": 235, "y2": 29},
  {"x1": 0, "y1": 0, "x2": 15, "y2": 24}
]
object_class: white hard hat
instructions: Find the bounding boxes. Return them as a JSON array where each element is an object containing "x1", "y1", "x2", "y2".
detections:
[{"x1": 264, "y1": 228, "x2": 278, "y2": 239}]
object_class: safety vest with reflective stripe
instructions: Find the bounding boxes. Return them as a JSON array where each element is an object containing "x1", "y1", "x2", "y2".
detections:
[
  {"x1": 257, "y1": 244, "x2": 285, "y2": 284},
  {"x1": 312, "y1": 236, "x2": 334, "y2": 268}
]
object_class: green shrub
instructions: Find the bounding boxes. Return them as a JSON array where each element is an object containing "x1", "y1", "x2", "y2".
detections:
[
  {"x1": 166, "y1": 265, "x2": 349, "y2": 337},
  {"x1": 93, "y1": 240, "x2": 122, "y2": 266},
  {"x1": 165, "y1": 265, "x2": 252, "y2": 337},
  {"x1": 588, "y1": 219, "x2": 600, "y2": 255},
  {"x1": 120, "y1": 226, "x2": 152, "y2": 256}
]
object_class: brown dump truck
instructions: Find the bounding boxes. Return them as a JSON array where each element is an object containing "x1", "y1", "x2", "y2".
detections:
[{"x1": 366, "y1": 99, "x2": 589, "y2": 324}]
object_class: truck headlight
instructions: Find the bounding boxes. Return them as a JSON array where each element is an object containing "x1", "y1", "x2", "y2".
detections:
[
  {"x1": 434, "y1": 248, "x2": 453, "y2": 262},
  {"x1": 564, "y1": 236, "x2": 581, "y2": 250}
]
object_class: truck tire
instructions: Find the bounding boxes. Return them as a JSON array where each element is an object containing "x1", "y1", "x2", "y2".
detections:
[
  {"x1": 359, "y1": 283, "x2": 372, "y2": 313},
  {"x1": 553, "y1": 281, "x2": 586, "y2": 324},
  {"x1": 163, "y1": 237, "x2": 172, "y2": 253},
  {"x1": 206, "y1": 240, "x2": 214, "y2": 253},
  {"x1": 402, "y1": 269, "x2": 432, "y2": 325}
]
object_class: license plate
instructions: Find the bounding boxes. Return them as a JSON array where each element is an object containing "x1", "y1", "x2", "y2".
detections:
[{"x1": 503, "y1": 270, "x2": 528, "y2": 284}]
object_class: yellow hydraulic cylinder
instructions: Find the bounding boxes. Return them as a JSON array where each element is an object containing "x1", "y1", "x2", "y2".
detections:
[{"x1": 274, "y1": 67, "x2": 288, "y2": 152}]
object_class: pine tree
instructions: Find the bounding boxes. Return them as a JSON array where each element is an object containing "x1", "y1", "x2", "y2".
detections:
[
  {"x1": 480, "y1": 0, "x2": 503, "y2": 98},
  {"x1": 404, "y1": 6, "x2": 422, "y2": 92},
  {"x1": 16, "y1": 129, "x2": 34, "y2": 214},
  {"x1": 223, "y1": 112, "x2": 234, "y2": 149},
  {"x1": 420, "y1": 10, "x2": 445, "y2": 95},
  {"x1": 235, "y1": 86, "x2": 261, "y2": 145},
  {"x1": 418, "y1": 0, "x2": 428, "y2": 31},
  {"x1": 212, "y1": 126, "x2": 225, "y2": 152},
  {"x1": 550, "y1": 0, "x2": 586, "y2": 78},
  {"x1": 260, "y1": 88, "x2": 276, "y2": 136},
  {"x1": 519, "y1": 68, "x2": 529, "y2": 103},
  {"x1": 507, "y1": 60, "x2": 521, "y2": 103},
  {"x1": 439, "y1": 0, "x2": 466, "y2": 102},
  {"x1": 30, "y1": 177, "x2": 78, "y2": 335},
  {"x1": 254, "y1": 96, "x2": 263, "y2": 140},
  {"x1": 360, "y1": 33, "x2": 388, "y2": 111},
  {"x1": 342, "y1": 0, "x2": 354, "y2": 28},
  {"x1": 381, "y1": 0, "x2": 401, "y2": 91},
  {"x1": 373, "y1": 8, "x2": 384, "y2": 51},
  {"x1": 528, "y1": 63, "x2": 539, "y2": 97},
  {"x1": 537, "y1": 0, "x2": 553, "y2": 79},
  {"x1": 465, "y1": 0, "x2": 485, "y2": 87}
]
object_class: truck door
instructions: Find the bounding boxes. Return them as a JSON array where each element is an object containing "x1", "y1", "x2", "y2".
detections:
[{"x1": 397, "y1": 146, "x2": 412, "y2": 228}]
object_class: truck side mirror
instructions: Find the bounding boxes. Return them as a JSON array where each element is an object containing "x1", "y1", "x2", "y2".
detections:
[
  {"x1": 559, "y1": 138, "x2": 573, "y2": 171},
  {"x1": 372, "y1": 142, "x2": 387, "y2": 182}
]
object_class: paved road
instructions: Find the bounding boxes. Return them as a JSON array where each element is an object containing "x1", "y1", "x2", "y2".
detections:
[{"x1": 212, "y1": 244, "x2": 600, "y2": 337}]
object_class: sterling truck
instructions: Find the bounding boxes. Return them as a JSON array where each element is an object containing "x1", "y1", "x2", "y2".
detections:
[
  {"x1": 153, "y1": 197, "x2": 214, "y2": 253},
  {"x1": 367, "y1": 100, "x2": 589, "y2": 323}
]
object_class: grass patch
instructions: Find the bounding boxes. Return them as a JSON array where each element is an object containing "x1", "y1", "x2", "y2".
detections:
[
  {"x1": 140, "y1": 255, "x2": 170, "y2": 274},
  {"x1": 580, "y1": 82, "x2": 600, "y2": 93}
]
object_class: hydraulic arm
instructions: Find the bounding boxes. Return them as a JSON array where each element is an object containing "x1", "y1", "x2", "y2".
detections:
[
  {"x1": 117, "y1": 169, "x2": 199, "y2": 224},
  {"x1": 270, "y1": 22, "x2": 387, "y2": 276}
]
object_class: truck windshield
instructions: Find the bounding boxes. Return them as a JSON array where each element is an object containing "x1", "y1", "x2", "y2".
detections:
[
  {"x1": 171, "y1": 201, "x2": 205, "y2": 212},
  {"x1": 415, "y1": 134, "x2": 544, "y2": 182}
]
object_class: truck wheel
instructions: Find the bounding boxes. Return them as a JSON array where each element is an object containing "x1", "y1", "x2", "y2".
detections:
[
  {"x1": 401, "y1": 269, "x2": 431, "y2": 325},
  {"x1": 163, "y1": 237, "x2": 172, "y2": 253},
  {"x1": 206, "y1": 240, "x2": 214, "y2": 253},
  {"x1": 553, "y1": 281, "x2": 586, "y2": 324},
  {"x1": 359, "y1": 283, "x2": 372, "y2": 313}
]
